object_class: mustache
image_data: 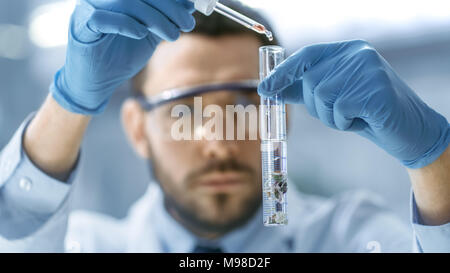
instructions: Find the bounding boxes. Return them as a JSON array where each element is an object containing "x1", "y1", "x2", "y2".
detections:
[{"x1": 186, "y1": 158, "x2": 255, "y2": 185}]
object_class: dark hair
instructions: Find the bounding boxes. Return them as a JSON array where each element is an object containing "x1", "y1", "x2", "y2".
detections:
[{"x1": 132, "y1": 0, "x2": 279, "y2": 93}]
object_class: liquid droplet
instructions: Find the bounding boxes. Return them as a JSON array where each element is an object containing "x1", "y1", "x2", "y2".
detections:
[
  {"x1": 252, "y1": 24, "x2": 273, "y2": 42},
  {"x1": 265, "y1": 30, "x2": 273, "y2": 42}
]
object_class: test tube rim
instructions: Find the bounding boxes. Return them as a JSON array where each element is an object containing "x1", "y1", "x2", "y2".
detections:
[
  {"x1": 259, "y1": 45, "x2": 285, "y2": 54},
  {"x1": 259, "y1": 45, "x2": 286, "y2": 83}
]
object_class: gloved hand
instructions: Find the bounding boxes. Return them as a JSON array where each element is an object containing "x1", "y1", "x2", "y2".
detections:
[
  {"x1": 51, "y1": 0, "x2": 196, "y2": 115},
  {"x1": 258, "y1": 40, "x2": 449, "y2": 169}
]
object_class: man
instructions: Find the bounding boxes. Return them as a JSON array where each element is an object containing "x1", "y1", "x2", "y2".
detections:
[{"x1": 0, "y1": 0, "x2": 449, "y2": 252}]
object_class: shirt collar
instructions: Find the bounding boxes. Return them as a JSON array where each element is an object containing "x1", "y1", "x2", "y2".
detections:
[{"x1": 218, "y1": 206, "x2": 264, "y2": 252}]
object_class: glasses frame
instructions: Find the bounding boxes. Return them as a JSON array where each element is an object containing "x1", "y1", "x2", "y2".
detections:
[{"x1": 134, "y1": 79, "x2": 260, "y2": 111}]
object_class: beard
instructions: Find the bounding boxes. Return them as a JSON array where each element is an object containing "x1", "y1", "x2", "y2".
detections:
[{"x1": 148, "y1": 155, "x2": 262, "y2": 237}]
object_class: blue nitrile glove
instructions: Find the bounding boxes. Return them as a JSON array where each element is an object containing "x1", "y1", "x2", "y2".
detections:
[
  {"x1": 258, "y1": 40, "x2": 449, "y2": 169},
  {"x1": 50, "y1": 0, "x2": 196, "y2": 115}
]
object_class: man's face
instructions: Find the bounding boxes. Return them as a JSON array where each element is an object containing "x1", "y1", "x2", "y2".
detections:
[{"x1": 135, "y1": 34, "x2": 263, "y2": 237}]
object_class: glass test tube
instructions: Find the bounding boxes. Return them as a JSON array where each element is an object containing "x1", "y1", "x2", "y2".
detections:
[{"x1": 259, "y1": 46, "x2": 288, "y2": 226}]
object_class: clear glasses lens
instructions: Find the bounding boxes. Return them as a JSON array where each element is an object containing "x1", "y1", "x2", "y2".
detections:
[{"x1": 146, "y1": 90, "x2": 260, "y2": 141}]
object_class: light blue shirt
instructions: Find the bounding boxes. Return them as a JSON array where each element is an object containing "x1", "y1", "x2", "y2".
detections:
[{"x1": 0, "y1": 116, "x2": 449, "y2": 252}]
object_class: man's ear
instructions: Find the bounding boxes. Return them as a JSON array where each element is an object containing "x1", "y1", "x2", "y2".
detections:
[{"x1": 121, "y1": 98, "x2": 151, "y2": 159}]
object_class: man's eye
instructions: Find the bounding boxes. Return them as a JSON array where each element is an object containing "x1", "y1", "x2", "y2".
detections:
[
  {"x1": 235, "y1": 94, "x2": 259, "y2": 106},
  {"x1": 165, "y1": 100, "x2": 194, "y2": 114}
]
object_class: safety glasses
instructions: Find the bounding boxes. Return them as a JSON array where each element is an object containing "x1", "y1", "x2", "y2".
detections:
[
  {"x1": 134, "y1": 79, "x2": 259, "y2": 111},
  {"x1": 132, "y1": 79, "x2": 261, "y2": 141}
]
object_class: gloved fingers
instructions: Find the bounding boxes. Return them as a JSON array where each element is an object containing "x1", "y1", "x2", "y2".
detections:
[
  {"x1": 331, "y1": 65, "x2": 371, "y2": 131},
  {"x1": 302, "y1": 72, "x2": 318, "y2": 119},
  {"x1": 301, "y1": 60, "x2": 343, "y2": 127},
  {"x1": 277, "y1": 79, "x2": 304, "y2": 104},
  {"x1": 334, "y1": 98, "x2": 359, "y2": 131},
  {"x1": 333, "y1": 88, "x2": 371, "y2": 131},
  {"x1": 306, "y1": 70, "x2": 369, "y2": 131},
  {"x1": 258, "y1": 40, "x2": 375, "y2": 99},
  {"x1": 142, "y1": 0, "x2": 196, "y2": 31},
  {"x1": 258, "y1": 43, "x2": 331, "y2": 98},
  {"x1": 349, "y1": 118, "x2": 368, "y2": 131},
  {"x1": 86, "y1": 9, "x2": 150, "y2": 40},
  {"x1": 113, "y1": 0, "x2": 183, "y2": 41},
  {"x1": 313, "y1": 81, "x2": 344, "y2": 129},
  {"x1": 334, "y1": 66, "x2": 393, "y2": 131},
  {"x1": 86, "y1": 0, "x2": 192, "y2": 41},
  {"x1": 177, "y1": 0, "x2": 196, "y2": 13}
]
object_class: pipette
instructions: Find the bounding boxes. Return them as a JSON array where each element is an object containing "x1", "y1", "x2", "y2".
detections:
[
  {"x1": 190, "y1": 0, "x2": 273, "y2": 41},
  {"x1": 213, "y1": 3, "x2": 273, "y2": 41}
]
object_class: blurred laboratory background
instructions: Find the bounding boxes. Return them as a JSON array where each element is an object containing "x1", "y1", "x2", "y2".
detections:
[{"x1": 1, "y1": 0, "x2": 449, "y2": 226}]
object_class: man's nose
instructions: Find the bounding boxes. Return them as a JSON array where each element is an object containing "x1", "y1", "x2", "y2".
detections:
[{"x1": 202, "y1": 140, "x2": 239, "y2": 160}]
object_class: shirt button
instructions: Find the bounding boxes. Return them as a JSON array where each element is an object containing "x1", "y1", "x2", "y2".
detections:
[
  {"x1": 66, "y1": 240, "x2": 81, "y2": 253},
  {"x1": 19, "y1": 177, "x2": 32, "y2": 191}
]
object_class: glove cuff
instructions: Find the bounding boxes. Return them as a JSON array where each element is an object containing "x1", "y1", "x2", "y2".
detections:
[
  {"x1": 50, "y1": 69, "x2": 109, "y2": 115},
  {"x1": 402, "y1": 121, "x2": 450, "y2": 169}
]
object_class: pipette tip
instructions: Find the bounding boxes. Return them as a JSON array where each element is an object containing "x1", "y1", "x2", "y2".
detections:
[
  {"x1": 252, "y1": 24, "x2": 273, "y2": 42},
  {"x1": 265, "y1": 30, "x2": 273, "y2": 42}
]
